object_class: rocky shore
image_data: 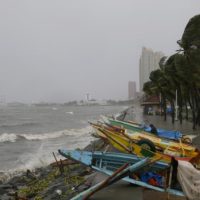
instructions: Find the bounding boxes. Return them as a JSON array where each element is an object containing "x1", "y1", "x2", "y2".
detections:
[
  {"x1": 0, "y1": 139, "x2": 107, "y2": 200},
  {"x1": 0, "y1": 137, "x2": 187, "y2": 200}
]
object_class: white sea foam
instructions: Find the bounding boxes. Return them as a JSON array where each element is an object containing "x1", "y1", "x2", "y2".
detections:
[
  {"x1": 0, "y1": 126, "x2": 93, "y2": 143},
  {"x1": 66, "y1": 111, "x2": 74, "y2": 115},
  {"x1": 0, "y1": 133, "x2": 18, "y2": 142},
  {"x1": 0, "y1": 126, "x2": 95, "y2": 182}
]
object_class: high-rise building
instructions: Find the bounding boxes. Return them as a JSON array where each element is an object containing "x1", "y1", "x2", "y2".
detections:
[
  {"x1": 139, "y1": 47, "x2": 164, "y2": 92},
  {"x1": 128, "y1": 81, "x2": 136, "y2": 100}
]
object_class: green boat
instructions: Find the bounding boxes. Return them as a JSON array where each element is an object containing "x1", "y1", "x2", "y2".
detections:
[{"x1": 104, "y1": 116, "x2": 193, "y2": 143}]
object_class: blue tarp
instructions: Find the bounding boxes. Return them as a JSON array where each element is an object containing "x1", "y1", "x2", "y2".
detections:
[
  {"x1": 144, "y1": 126, "x2": 182, "y2": 140},
  {"x1": 140, "y1": 172, "x2": 163, "y2": 187}
]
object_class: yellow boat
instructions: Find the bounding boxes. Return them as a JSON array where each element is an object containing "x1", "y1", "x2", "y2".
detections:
[
  {"x1": 94, "y1": 127, "x2": 173, "y2": 163},
  {"x1": 97, "y1": 127, "x2": 200, "y2": 166},
  {"x1": 126, "y1": 130, "x2": 197, "y2": 158},
  {"x1": 90, "y1": 122, "x2": 198, "y2": 158}
]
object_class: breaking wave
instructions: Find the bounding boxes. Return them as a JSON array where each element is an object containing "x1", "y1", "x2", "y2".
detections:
[
  {"x1": 0, "y1": 126, "x2": 93, "y2": 143},
  {"x1": 0, "y1": 133, "x2": 18, "y2": 143},
  {"x1": 0, "y1": 126, "x2": 95, "y2": 182}
]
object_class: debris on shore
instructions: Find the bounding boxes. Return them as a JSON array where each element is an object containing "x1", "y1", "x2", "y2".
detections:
[{"x1": 0, "y1": 139, "x2": 105, "y2": 200}]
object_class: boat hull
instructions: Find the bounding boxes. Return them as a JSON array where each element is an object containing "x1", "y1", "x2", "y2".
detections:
[
  {"x1": 59, "y1": 149, "x2": 184, "y2": 197},
  {"x1": 100, "y1": 119, "x2": 198, "y2": 158}
]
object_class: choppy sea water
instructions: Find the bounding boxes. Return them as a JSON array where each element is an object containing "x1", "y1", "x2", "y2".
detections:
[
  {"x1": 0, "y1": 104, "x2": 132, "y2": 181},
  {"x1": 1, "y1": 103, "x2": 197, "y2": 182}
]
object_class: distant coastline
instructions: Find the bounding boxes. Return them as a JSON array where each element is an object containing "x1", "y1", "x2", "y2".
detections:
[
  {"x1": 34, "y1": 99, "x2": 137, "y2": 106},
  {"x1": 3, "y1": 99, "x2": 138, "y2": 107}
]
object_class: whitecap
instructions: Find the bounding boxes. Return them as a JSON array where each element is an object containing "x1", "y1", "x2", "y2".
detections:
[
  {"x1": 0, "y1": 133, "x2": 18, "y2": 142},
  {"x1": 66, "y1": 111, "x2": 74, "y2": 115},
  {"x1": 0, "y1": 126, "x2": 93, "y2": 143}
]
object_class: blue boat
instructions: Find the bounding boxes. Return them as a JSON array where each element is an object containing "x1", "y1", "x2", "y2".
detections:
[
  {"x1": 106, "y1": 108, "x2": 184, "y2": 141},
  {"x1": 58, "y1": 149, "x2": 184, "y2": 197},
  {"x1": 143, "y1": 125, "x2": 182, "y2": 140},
  {"x1": 103, "y1": 115, "x2": 195, "y2": 143},
  {"x1": 70, "y1": 158, "x2": 150, "y2": 200}
]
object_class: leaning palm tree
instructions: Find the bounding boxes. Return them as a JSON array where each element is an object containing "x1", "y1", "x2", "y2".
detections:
[
  {"x1": 143, "y1": 15, "x2": 200, "y2": 128},
  {"x1": 178, "y1": 14, "x2": 200, "y2": 129}
]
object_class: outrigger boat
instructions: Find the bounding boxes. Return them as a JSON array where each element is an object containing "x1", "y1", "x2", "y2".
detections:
[
  {"x1": 105, "y1": 115, "x2": 194, "y2": 143},
  {"x1": 58, "y1": 150, "x2": 185, "y2": 199},
  {"x1": 90, "y1": 122, "x2": 199, "y2": 159}
]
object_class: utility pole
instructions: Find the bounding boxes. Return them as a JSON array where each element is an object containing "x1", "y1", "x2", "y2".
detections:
[
  {"x1": 175, "y1": 90, "x2": 178, "y2": 121},
  {"x1": 159, "y1": 93, "x2": 162, "y2": 115}
]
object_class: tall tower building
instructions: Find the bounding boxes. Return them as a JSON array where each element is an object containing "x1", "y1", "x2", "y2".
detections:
[
  {"x1": 139, "y1": 47, "x2": 164, "y2": 92},
  {"x1": 128, "y1": 81, "x2": 136, "y2": 100}
]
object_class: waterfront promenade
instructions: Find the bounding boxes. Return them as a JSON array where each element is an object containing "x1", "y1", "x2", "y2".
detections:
[{"x1": 144, "y1": 115, "x2": 200, "y2": 147}]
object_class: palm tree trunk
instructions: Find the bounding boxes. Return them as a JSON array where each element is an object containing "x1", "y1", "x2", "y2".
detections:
[
  {"x1": 185, "y1": 102, "x2": 189, "y2": 120},
  {"x1": 161, "y1": 94, "x2": 167, "y2": 121},
  {"x1": 177, "y1": 88, "x2": 183, "y2": 124},
  {"x1": 170, "y1": 101, "x2": 175, "y2": 124},
  {"x1": 190, "y1": 91, "x2": 196, "y2": 130}
]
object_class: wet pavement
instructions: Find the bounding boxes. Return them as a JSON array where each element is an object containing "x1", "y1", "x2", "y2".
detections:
[
  {"x1": 86, "y1": 172, "x2": 186, "y2": 200},
  {"x1": 90, "y1": 173, "x2": 143, "y2": 200},
  {"x1": 143, "y1": 115, "x2": 200, "y2": 147},
  {"x1": 131, "y1": 102, "x2": 199, "y2": 135},
  {"x1": 144, "y1": 115, "x2": 199, "y2": 135}
]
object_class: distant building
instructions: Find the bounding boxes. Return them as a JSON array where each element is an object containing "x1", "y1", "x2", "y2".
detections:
[
  {"x1": 128, "y1": 81, "x2": 136, "y2": 100},
  {"x1": 141, "y1": 95, "x2": 160, "y2": 115},
  {"x1": 85, "y1": 93, "x2": 91, "y2": 101},
  {"x1": 139, "y1": 47, "x2": 164, "y2": 92},
  {"x1": 78, "y1": 94, "x2": 107, "y2": 106}
]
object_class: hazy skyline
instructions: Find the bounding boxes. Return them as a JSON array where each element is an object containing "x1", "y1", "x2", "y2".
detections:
[{"x1": 0, "y1": 0, "x2": 199, "y2": 103}]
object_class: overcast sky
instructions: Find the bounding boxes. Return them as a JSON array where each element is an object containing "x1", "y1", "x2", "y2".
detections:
[{"x1": 0, "y1": 0, "x2": 199, "y2": 103}]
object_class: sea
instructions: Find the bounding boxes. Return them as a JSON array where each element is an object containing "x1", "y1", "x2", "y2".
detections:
[{"x1": 0, "y1": 104, "x2": 141, "y2": 182}]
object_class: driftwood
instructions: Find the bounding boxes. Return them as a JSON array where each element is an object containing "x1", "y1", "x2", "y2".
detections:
[
  {"x1": 50, "y1": 158, "x2": 77, "y2": 167},
  {"x1": 52, "y1": 152, "x2": 64, "y2": 174}
]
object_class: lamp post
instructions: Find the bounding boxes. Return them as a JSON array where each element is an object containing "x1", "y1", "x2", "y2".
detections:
[
  {"x1": 159, "y1": 93, "x2": 162, "y2": 115},
  {"x1": 175, "y1": 90, "x2": 178, "y2": 121}
]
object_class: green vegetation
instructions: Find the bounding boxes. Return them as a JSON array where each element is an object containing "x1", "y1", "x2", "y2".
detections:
[
  {"x1": 18, "y1": 168, "x2": 59, "y2": 198},
  {"x1": 18, "y1": 165, "x2": 85, "y2": 199},
  {"x1": 143, "y1": 15, "x2": 200, "y2": 129}
]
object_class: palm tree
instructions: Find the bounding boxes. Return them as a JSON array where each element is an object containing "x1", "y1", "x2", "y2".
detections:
[
  {"x1": 143, "y1": 14, "x2": 200, "y2": 128},
  {"x1": 179, "y1": 14, "x2": 200, "y2": 129}
]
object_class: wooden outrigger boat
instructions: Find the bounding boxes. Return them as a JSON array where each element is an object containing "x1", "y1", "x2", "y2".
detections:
[
  {"x1": 93, "y1": 126, "x2": 177, "y2": 164},
  {"x1": 58, "y1": 150, "x2": 185, "y2": 199},
  {"x1": 106, "y1": 116, "x2": 194, "y2": 143},
  {"x1": 90, "y1": 122, "x2": 199, "y2": 159}
]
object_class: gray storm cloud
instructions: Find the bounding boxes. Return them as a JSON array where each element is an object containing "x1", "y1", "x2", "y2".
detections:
[{"x1": 0, "y1": 0, "x2": 199, "y2": 102}]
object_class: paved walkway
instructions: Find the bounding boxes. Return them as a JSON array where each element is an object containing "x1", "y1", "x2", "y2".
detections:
[
  {"x1": 86, "y1": 173, "x2": 186, "y2": 200},
  {"x1": 129, "y1": 104, "x2": 200, "y2": 147},
  {"x1": 90, "y1": 173, "x2": 143, "y2": 200},
  {"x1": 143, "y1": 115, "x2": 200, "y2": 147}
]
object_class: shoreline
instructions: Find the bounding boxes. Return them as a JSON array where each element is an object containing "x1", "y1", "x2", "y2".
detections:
[
  {"x1": 0, "y1": 138, "x2": 186, "y2": 200},
  {"x1": 0, "y1": 139, "x2": 106, "y2": 200},
  {"x1": 1, "y1": 116, "x2": 199, "y2": 199}
]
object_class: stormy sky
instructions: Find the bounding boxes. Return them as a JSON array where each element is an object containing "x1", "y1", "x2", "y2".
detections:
[{"x1": 0, "y1": 0, "x2": 199, "y2": 103}]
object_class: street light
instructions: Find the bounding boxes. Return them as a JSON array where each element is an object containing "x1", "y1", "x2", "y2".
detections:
[{"x1": 175, "y1": 90, "x2": 178, "y2": 121}]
